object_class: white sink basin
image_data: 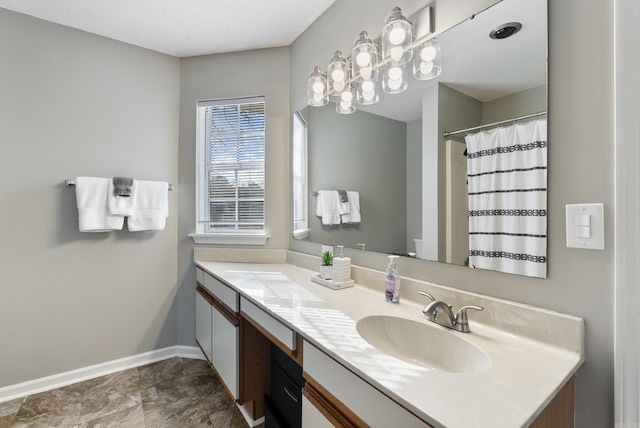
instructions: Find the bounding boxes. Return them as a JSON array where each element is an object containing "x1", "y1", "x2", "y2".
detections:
[{"x1": 356, "y1": 315, "x2": 492, "y2": 374}]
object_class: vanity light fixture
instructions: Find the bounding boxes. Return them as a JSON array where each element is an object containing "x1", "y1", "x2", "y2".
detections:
[
  {"x1": 336, "y1": 82, "x2": 357, "y2": 114},
  {"x1": 357, "y1": 78, "x2": 379, "y2": 105},
  {"x1": 352, "y1": 31, "x2": 379, "y2": 83},
  {"x1": 327, "y1": 50, "x2": 349, "y2": 96},
  {"x1": 380, "y1": 7, "x2": 413, "y2": 94},
  {"x1": 306, "y1": 6, "x2": 439, "y2": 112},
  {"x1": 382, "y1": 7, "x2": 413, "y2": 66},
  {"x1": 413, "y1": 38, "x2": 442, "y2": 80},
  {"x1": 307, "y1": 66, "x2": 329, "y2": 107},
  {"x1": 383, "y1": 64, "x2": 408, "y2": 94}
]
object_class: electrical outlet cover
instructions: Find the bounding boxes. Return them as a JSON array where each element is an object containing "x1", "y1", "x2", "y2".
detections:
[{"x1": 321, "y1": 245, "x2": 334, "y2": 255}]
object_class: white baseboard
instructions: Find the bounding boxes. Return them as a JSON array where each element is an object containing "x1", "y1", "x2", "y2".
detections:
[
  {"x1": 175, "y1": 345, "x2": 206, "y2": 360},
  {"x1": 0, "y1": 345, "x2": 204, "y2": 404},
  {"x1": 238, "y1": 403, "x2": 265, "y2": 427}
]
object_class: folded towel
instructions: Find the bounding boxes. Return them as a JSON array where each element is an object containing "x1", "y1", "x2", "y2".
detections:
[
  {"x1": 336, "y1": 189, "x2": 350, "y2": 216},
  {"x1": 74, "y1": 177, "x2": 125, "y2": 232},
  {"x1": 127, "y1": 180, "x2": 169, "y2": 232},
  {"x1": 315, "y1": 190, "x2": 341, "y2": 225},
  {"x1": 112, "y1": 177, "x2": 134, "y2": 197},
  {"x1": 108, "y1": 178, "x2": 137, "y2": 216},
  {"x1": 340, "y1": 191, "x2": 361, "y2": 224}
]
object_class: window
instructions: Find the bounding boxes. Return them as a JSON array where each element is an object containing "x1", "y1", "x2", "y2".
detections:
[
  {"x1": 192, "y1": 96, "x2": 268, "y2": 245},
  {"x1": 292, "y1": 111, "x2": 310, "y2": 239}
]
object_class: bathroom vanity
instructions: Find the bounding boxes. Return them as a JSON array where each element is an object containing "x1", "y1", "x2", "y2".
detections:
[{"x1": 194, "y1": 251, "x2": 583, "y2": 427}]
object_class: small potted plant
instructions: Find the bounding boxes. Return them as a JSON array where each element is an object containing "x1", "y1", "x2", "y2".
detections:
[{"x1": 320, "y1": 250, "x2": 333, "y2": 280}]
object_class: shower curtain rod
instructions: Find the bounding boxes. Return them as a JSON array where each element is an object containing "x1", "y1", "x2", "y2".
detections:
[{"x1": 442, "y1": 111, "x2": 547, "y2": 138}]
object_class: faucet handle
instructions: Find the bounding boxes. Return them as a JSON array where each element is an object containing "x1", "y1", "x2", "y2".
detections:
[
  {"x1": 418, "y1": 291, "x2": 435, "y2": 302},
  {"x1": 455, "y1": 305, "x2": 484, "y2": 333}
]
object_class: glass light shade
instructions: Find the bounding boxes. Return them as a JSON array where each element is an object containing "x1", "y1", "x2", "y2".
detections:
[
  {"x1": 356, "y1": 79, "x2": 379, "y2": 105},
  {"x1": 307, "y1": 66, "x2": 329, "y2": 107},
  {"x1": 336, "y1": 83, "x2": 356, "y2": 114},
  {"x1": 327, "y1": 50, "x2": 349, "y2": 96},
  {"x1": 352, "y1": 31, "x2": 379, "y2": 83},
  {"x1": 382, "y1": 7, "x2": 413, "y2": 66},
  {"x1": 414, "y1": 38, "x2": 442, "y2": 80},
  {"x1": 382, "y1": 65, "x2": 408, "y2": 94}
]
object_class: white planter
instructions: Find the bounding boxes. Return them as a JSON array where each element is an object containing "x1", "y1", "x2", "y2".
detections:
[{"x1": 320, "y1": 265, "x2": 333, "y2": 280}]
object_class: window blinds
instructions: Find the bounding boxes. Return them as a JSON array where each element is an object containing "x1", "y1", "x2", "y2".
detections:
[{"x1": 292, "y1": 112, "x2": 308, "y2": 232}]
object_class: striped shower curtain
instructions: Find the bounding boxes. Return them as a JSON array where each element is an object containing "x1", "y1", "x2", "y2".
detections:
[{"x1": 465, "y1": 119, "x2": 547, "y2": 278}]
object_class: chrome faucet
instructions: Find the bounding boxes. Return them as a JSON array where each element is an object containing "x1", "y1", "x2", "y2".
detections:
[{"x1": 421, "y1": 295, "x2": 484, "y2": 333}]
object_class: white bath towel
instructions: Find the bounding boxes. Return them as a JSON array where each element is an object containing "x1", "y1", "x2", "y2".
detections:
[
  {"x1": 108, "y1": 178, "x2": 137, "y2": 216},
  {"x1": 127, "y1": 180, "x2": 169, "y2": 232},
  {"x1": 340, "y1": 191, "x2": 361, "y2": 224},
  {"x1": 315, "y1": 190, "x2": 341, "y2": 225},
  {"x1": 74, "y1": 177, "x2": 125, "y2": 232}
]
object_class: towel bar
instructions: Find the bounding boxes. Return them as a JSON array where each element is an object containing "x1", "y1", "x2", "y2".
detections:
[{"x1": 64, "y1": 179, "x2": 174, "y2": 191}]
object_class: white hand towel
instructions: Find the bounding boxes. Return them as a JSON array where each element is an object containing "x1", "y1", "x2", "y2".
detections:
[
  {"x1": 127, "y1": 180, "x2": 169, "y2": 232},
  {"x1": 74, "y1": 177, "x2": 125, "y2": 232},
  {"x1": 337, "y1": 193, "x2": 350, "y2": 216},
  {"x1": 340, "y1": 191, "x2": 361, "y2": 224},
  {"x1": 108, "y1": 178, "x2": 137, "y2": 216},
  {"x1": 315, "y1": 190, "x2": 341, "y2": 225}
]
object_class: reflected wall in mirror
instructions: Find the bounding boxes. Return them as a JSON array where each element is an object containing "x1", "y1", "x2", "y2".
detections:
[{"x1": 292, "y1": 0, "x2": 548, "y2": 278}]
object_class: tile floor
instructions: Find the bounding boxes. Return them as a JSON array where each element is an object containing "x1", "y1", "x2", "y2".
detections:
[{"x1": 0, "y1": 357, "x2": 247, "y2": 427}]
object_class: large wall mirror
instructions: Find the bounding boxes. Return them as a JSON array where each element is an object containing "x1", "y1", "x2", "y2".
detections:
[{"x1": 292, "y1": 0, "x2": 548, "y2": 278}]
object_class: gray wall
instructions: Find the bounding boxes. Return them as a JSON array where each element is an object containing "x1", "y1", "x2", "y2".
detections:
[
  {"x1": 0, "y1": 9, "x2": 180, "y2": 387},
  {"x1": 177, "y1": 48, "x2": 291, "y2": 346},
  {"x1": 289, "y1": 0, "x2": 614, "y2": 426},
  {"x1": 406, "y1": 119, "x2": 422, "y2": 252},
  {"x1": 437, "y1": 84, "x2": 483, "y2": 261},
  {"x1": 305, "y1": 105, "x2": 407, "y2": 254},
  {"x1": 483, "y1": 84, "x2": 547, "y2": 123}
]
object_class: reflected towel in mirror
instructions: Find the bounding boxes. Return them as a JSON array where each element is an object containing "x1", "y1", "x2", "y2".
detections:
[
  {"x1": 341, "y1": 191, "x2": 361, "y2": 224},
  {"x1": 315, "y1": 190, "x2": 341, "y2": 225}
]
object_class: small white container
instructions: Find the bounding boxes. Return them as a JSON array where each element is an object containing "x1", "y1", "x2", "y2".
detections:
[{"x1": 332, "y1": 257, "x2": 351, "y2": 282}]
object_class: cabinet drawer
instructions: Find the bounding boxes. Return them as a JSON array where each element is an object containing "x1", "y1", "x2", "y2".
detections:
[
  {"x1": 204, "y1": 272, "x2": 239, "y2": 313},
  {"x1": 271, "y1": 342, "x2": 304, "y2": 387},
  {"x1": 303, "y1": 342, "x2": 430, "y2": 428},
  {"x1": 196, "y1": 267, "x2": 205, "y2": 285},
  {"x1": 271, "y1": 362, "x2": 302, "y2": 428},
  {"x1": 241, "y1": 297, "x2": 296, "y2": 351}
]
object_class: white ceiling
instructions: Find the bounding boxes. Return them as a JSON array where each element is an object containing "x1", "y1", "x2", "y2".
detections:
[
  {"x1": 0, "y1": 0, "x2": 338, "y2": 57},
  {"x1": 1, "y1": 0, "x2": 546, "y2": 123}
]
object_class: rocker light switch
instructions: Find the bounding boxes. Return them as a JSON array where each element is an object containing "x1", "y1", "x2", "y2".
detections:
[
  {"x1": 576, "y1": 214, "x2": 591, "y2": 238},
  {"x1": 566, "y1": 203, "x2": 604, "y2": 249}
]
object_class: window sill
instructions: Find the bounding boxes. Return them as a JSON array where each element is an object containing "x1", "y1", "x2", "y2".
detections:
[
  {"x1": 189, "y1": 232, "x2": 270, "y2": 246},
  {"x1": 292, "y1": 228, "x2": 311, "y2": 240}
]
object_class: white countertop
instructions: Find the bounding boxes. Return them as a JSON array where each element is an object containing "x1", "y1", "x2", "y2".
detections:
[{"x1": 196, "y1": 260, "x2": 583, "y2": 428}]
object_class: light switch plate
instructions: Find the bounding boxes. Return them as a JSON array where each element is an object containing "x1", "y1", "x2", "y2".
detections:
[{"x1": 566, "y1": 203, "x2": 604, "y2": 249}]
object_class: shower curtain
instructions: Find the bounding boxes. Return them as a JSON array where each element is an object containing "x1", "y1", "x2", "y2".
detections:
[{"x1": 465, "y1": 119, "x2": 547, "y2": 278}]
